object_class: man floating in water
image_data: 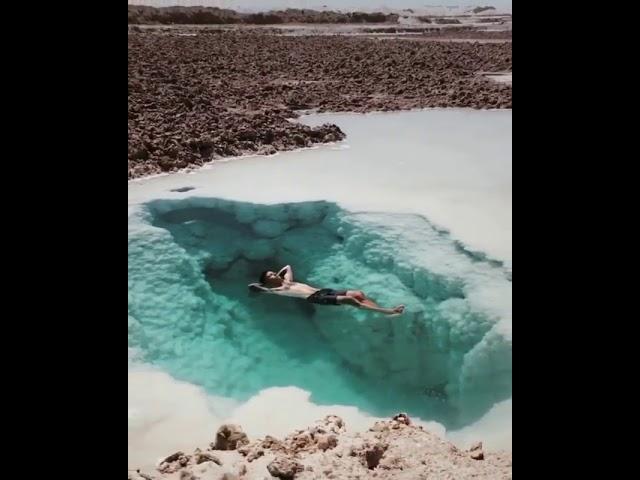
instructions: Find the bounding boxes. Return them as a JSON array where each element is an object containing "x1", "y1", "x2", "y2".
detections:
[{"x1": 249, "y1": 265, "x2": 405, "y2": 315}]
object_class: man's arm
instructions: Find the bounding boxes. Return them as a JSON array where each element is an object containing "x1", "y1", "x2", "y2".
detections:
[
  {"x1": 248, "y1": 283, "x2": 284, "y2": 293},
  {"x1": 277, "y1": 265, "x2": 294, "y2": 282}
]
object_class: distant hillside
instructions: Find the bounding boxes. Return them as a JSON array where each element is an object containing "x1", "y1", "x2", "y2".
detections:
[
  {"x1": 472, "y1": 6, "x2": 497, "y2": 14},
  {"x1": 127, "y1": 5, "x2": 400, "y2": 25}
]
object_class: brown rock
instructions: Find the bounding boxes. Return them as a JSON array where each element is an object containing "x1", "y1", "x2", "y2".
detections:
[
  {"x1": 364, "y1": 443, "x2": 388, "y2": 469},
  {"x1": 369, "y1": 421, "x2": 389, "y2": 433},
  {"x1": 236, "y1": 444, "x2": 251, "y2": 456},
  {"x1": 267, "y1": 456, "x2": 305, "y2": 480},
  {"x1": 470, "y1": 449, "x2": 485, "y2": 460},
  {"x1": 315, "y1": 433, "x2": 338, "y2": 451},
  {"x1": 195, "y1": 452, "x2": 222, "y2": 465},
  {"x1": 213, "y1": 424, "x2": 249, "y2": 450},
  {"x1": 162, "y1": 451, "x2": 184, "y2": 463},
  {"x1": 246, "y1": 448, "x2": 265, "y2": 462},
  {"x1": 262, "y1": 435, "x2": 283, "y2": 449},
  {"x1": 288, "y1": 431, "x2": 313, "y2": 451},
  {"x1": 392, "y1": 413, "x2": 411, "y2": 425},
  {"x1": 158, "y1": 453, "x2": 192, "y2": 474},
  {"x1": 469, "y1": 441, "x2": 485, "y2": 460},
  {"x1": 320, "y1": 415, "x2": 346, "y2": 434}
]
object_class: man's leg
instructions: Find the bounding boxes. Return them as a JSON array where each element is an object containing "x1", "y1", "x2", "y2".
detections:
[
  {"x1": 345, "y1": 290, "x2": 397, "y2": 310},
  {"x1": 337, "y1": 295, "x2": 404, "y2": 315}
]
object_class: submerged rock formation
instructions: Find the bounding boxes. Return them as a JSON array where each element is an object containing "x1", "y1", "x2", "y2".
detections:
[{"x1": 128, "y1": 198, "x2": 512, "y2": 430}]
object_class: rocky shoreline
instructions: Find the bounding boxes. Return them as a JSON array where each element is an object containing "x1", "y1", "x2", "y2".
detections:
[
  {"x1": 128, "y1": 30, "x2": 512, "y2": 179},
  {"x1": 128, "y1": 414, "x2": 512, "y2": 480}
]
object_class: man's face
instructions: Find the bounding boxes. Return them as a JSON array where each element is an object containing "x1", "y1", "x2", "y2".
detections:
[{"x1": 263, "y1": 271, "x2": 282, "y2": 287}]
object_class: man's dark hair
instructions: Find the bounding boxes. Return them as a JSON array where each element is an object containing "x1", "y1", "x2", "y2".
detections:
[{"x1": 259, "y1": 271, "x2": 269, "y2": 284}]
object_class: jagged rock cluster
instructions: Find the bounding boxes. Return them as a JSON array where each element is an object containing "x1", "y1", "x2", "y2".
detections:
[{"x1": 128, "y1": 414, "x2": 511, "y2": 480}]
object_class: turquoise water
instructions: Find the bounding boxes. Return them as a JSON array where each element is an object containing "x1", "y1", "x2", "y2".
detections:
[{"x1": 128, "y1": 197, "x2": 512, "y2": 429}]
